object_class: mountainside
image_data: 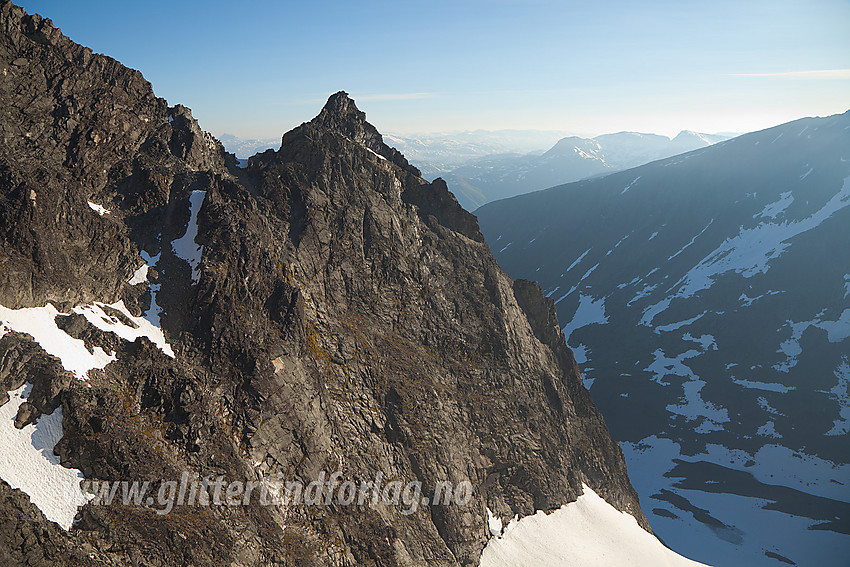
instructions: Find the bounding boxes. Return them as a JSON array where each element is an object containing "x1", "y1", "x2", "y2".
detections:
[
  {"x1": 443, "y1": 130, "x2": 730, "y2": 211},
  {"x1": 0, "y1": 3, "x2": 666, "y2": 565},
  {"x1": 477, "y1": 112, "x2": 850, "y2": 566}
]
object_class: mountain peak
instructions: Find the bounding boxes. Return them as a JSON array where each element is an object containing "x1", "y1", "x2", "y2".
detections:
[
  {"x1": 310, "y1": 90, "x2": 374, "y2": 143},
  {"x1": 672, "y1": 129, "x2": 702, "y2": 140},
  {"x1": 291, "y1": 90, "x2": 421, "y2": 176},
  {"x1": 315, "y1": 90, "x2": 362, "y2": 126}
]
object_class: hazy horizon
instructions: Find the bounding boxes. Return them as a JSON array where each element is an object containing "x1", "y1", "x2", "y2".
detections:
[
  {"x1": 16, "y1": 0, "x2": 850, "y2": 140},
  {"x1": 222, "y1": 124, "x2": 749, "y2": 140}
]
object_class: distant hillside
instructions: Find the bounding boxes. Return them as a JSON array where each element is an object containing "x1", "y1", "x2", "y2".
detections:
[
  {"x1": 476, "y1": 110, "x2": 850, "y2": 567},
  {"x1": 443, "y1": 130, "x2": 731, "y2": 210}
]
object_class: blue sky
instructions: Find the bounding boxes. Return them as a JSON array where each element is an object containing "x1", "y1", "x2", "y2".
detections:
[{"x1": 18, "y1": 0, "x2": 850, "y2": 138}]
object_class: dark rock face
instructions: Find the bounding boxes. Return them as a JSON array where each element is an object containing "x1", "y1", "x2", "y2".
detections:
[{"x1": 0, "y1": 2, "x2": 645, "y2": 565}]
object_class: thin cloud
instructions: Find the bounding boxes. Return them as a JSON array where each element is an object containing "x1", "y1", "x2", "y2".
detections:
[
  {"x1": 729, "y1": 69, "x2": 850, "y2": 79},
  {"x1": 353, "y1": 92, "x2": 436, "y2": 102}
]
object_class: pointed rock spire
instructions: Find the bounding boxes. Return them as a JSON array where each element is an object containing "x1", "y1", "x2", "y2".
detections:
[
  {"x1": 294, "y1": 90, "x2": 420, "y2": 176},
  {"x1": 310, "y1": 91, "x2": 382, "y2": 150}
]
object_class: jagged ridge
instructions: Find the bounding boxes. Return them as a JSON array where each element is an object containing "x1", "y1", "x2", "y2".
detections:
[{"x1": 0, "y1": 3, "x2": 647, "y2": 566}]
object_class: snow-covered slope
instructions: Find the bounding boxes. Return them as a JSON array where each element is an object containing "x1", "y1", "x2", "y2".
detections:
[
  {"x1": 0, "y1": 304, "x2": 115, "y2": 379},
  {"x1": 476, "y1": 110, "x2": 850, "y2": 566},
  {"x1": 0, "y1": 384, "x2": 90, "y2": 530},
  {"x1": 0, "y1": 283, "x2": 175, "y2": 529},
  {"x1": 480, "y1": 484, "x2": 708, "y2": 567}
]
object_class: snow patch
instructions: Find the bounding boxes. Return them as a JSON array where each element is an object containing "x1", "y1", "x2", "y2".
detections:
[
  {"x1": 479, "y1": 483, "x2": 708, "y2": 567},
  {"x1": 816, "y1": 308, "x2": 850, "y2": 343},
  {"x1": 566, "y1": 248, "x2": 591, "y2": 272},
  {"x1": 171, "y1": 190, "x2": 206, "y2": 283},
  {"x1": 640, "y1": 298, "x2": 673, "y2": 327},
  {"x1": 621, "y1": 436, "x2": 850, "y2": 567},
  {"x1": 665, "y1": 377, "x2": 729, "y2": 428},
  {"x1": 572, "y1": 343, "x2": 589, "y2": 365},
  {"x1": 87, "y1": 201, "x2": 110, "y2": 216},
  {"x1": 775, "y1": 309, "x2": 850, "y2": 372},
  {"x1": 562, "y1": 294, "x2": 608, "y2": 341},
  {"x1": 0, "y1": 299, "x2": 173, "y2": 381},
  {"x1": 689, "y1": 176, "x2": 850, "y2": 284},
  {"x1": 140, "y1": 250, "x2": 163, "y2": 326},
  {"x1": 667, "y1": 219, "x2": 714, "y2": 262},
  {"x1": 654, "y1": 312, "x2": 708, "y2": 334},
  {"x1": 823, "y1": 360, "x2": 850, "y2": 436},
  {"x1": 554, "y1": 286, "x2": 578, "y2": 304},
  {"x1": 645, "y1": 348, "x2": 699, "y2": 386},
  {"x1": 730, "y1": 378, "x2": 795, "y2": 393},
  {"x1": 365, "y1": 147, "x2": 386, "y2": 161},
  {"x1": 0, "y1": 384, "x2": 91, "y2": 530},
  {"x1": 697, "y1": 442, "x2": 850, "y2": 503},
  {"x1": 628, "y1": 282, "x2": 659, "y2": 306},
  {"x1": 487, "y1": 507, "x2": 503, "y2": 537},
  {"x1": 555, "y1": 263, "x2": 600, "y2": 305},
  {"x1": 0, "y1": 303, "x2": 115, "y2": 379},
  {"x1": 683, "y1": 332, "x2": 716, "y2": 351},
  {"x1": 756, "y1": 421, "x2": 781, "y2": 438},
  {"x1": 643, "y1": 175, "x2": 850, "y2": 325},
  {"x1": 644, "y1": 348, "x2": 729, "y2": 428},
  {"x1": 755, "y1": 191, "x2": 793, "y2": 220},
  {"x1": 72, "y1": 301, "x2": 174, "y2": 358},
  {"x1": 621, "y1": 176, "x2": 641, "y2": 195},
  {"x1": 738, "y1": 291, "x2": 771, "y2": 307},
  {"x1": 578, "y1": 263, "x2": 599, "y2": 283},
  {"x1": 128, "y1": 264, "x2": 149, "y2": 285}
]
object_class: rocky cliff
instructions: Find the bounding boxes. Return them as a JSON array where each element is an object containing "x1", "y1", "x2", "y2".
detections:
[{"x1": 0, "y1": 2, "x2": 645, "y2": 565}]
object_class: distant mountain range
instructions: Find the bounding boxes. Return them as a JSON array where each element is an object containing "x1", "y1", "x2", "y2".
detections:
[
  {"x1": 441, "y1": 130, "x2": 731, "y2": 210},
  {"x1": 383, "y1": 129, "x2": 570, "y2": 176},
  {"x1": 217, "y1": 133, "x2": 279, "y2": 158},
  {"x1": 476, "y1": 111, "x2": 850, "y2": 567}
]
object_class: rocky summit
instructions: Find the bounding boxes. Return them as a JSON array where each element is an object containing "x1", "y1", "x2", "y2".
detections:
[{"x1": 0, "y1": 2, "x2": 646, "y2": 566}]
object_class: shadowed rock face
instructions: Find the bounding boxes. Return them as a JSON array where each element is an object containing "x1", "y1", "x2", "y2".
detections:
[{"x1": 0, "y1": 2, "x2": 645, "y2": 565}]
